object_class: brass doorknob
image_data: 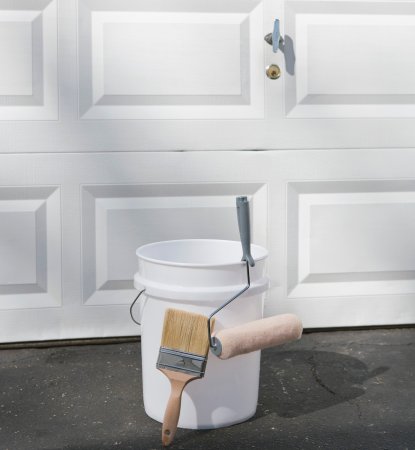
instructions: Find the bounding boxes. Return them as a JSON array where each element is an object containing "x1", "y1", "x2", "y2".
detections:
[{"x1": 266, "y1": 64, "x2": 281, "y2": 80}]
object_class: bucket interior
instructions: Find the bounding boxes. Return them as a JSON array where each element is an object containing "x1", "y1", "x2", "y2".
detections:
[{"x1": 136, "y1": 239, "x2": 267, "y2": 267}]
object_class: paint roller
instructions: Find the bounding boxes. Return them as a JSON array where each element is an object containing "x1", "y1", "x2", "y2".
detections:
[
  {"x1": 211, "y1": 313, "x2": 302, "y2": 360},
  {"x1": 210, "y1": 196, "x2": 303, "y2": 359}
]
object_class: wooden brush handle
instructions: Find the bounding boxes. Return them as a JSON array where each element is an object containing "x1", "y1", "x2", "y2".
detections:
[
  {"x1": 162, "y1": 379, "x2": 185, "y2": 446},
  {"x1": 160, "y1": 369, "x2": 197, "y2": 446}
]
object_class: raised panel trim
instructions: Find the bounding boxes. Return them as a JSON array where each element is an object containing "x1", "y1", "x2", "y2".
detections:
[
  {"x1": 78, "y1": 0, "x2": 264, "y2": 120},
  {"x1": 285, "y1": 1, "x2": 415, "y2": 118},
  {"x1": 81, "y1": 182, "x2": 267, "y2": 305},
  {"x1": 0, "y1": 0, "x2": 57, "y2": 120},
  {"x1": 0, "y1": 186, "x2": 61, "y2": 309},
  {"x1": 287, "y1": 180, "x2": 415, "y2": 299}
]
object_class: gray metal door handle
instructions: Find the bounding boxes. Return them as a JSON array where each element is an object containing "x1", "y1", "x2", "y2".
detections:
[{"x1": 264, "y1": 19, "x2": 283, "y2": 53}]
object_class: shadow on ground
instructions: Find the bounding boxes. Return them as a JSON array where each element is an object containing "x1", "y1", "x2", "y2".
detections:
[
  {"x1": 164, "y1": 348, "x2": 389, "y2": 449},
  {"x1": 0, "y1": 340, "x2": 394, "y2": 450},
  {"x1": 255, "y1": 349, "x2": 388, "y2": 419}
]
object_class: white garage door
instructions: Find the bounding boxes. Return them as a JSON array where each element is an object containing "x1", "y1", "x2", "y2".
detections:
[{"x1": 0, "y1": 0, "x2": 415, "y2": 342}]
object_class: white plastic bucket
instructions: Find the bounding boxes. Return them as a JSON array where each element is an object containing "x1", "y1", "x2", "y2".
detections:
[{"x1": 134, "y1": 239, "x2": 269, "y2": 429}]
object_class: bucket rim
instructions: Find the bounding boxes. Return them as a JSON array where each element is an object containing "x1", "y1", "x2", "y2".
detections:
[{"x1": 136, "y1": 239, "x2": 268, "y2": 268}]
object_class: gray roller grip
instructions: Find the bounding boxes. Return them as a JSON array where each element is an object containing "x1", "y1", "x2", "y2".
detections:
[{"x1": 236, "y1": 196, "x2": 255, "y2": 267}]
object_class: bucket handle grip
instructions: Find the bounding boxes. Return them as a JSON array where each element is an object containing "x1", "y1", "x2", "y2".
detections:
[{"x1": 130, "y1": 289, "x2": 146, "y2": 326}]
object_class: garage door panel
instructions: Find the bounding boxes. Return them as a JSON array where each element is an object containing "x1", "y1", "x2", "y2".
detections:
[
  {"x1": 287, "y1": 181, "x2": 415, "y2": 299},
  {"x1": 81, "y1": 182, "x2": 267, "y2": 306},
  {"x1": 0, "y1": 186, "x2": 61, "y2": 310},
  {"x1": 285, "y1": 1, "x2": 415, "y2": 118},
  {"x1": 78, "y1": 0, "x2": 264, "y2": 120},
  {"x1": 0, "y1": 0, "x2": 57, "y2": 120}
]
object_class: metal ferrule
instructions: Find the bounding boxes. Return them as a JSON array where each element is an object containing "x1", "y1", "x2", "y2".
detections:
[
  {"x1": 157, "y1": 347, "x2": 207, "y2": 378},
  {"x1": 210, "y1": 336, "x2": 222, "y2": 357}
]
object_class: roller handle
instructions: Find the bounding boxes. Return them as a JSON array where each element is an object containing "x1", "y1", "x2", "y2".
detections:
[
  {"x1": 213, "y1": 314, "x2": 303, "y2": 360},
  {"x1": 236, "y1": 196, "x2": 255, "y2": 267}
]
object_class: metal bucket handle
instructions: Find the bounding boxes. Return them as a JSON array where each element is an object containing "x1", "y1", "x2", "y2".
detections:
[
  {"x1": 130, "y1": 289, "x2": 146, "y2": 326},
  {"x1": 208, "y1": 260, "x2": 251, "y2": 354},
  {"x1": 130, "y1": 196, "x2": 255, "y2": 355}
]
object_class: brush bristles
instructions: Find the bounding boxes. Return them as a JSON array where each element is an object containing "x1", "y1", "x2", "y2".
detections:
[{"x1": 160, "y1": 308, "x2": 213, "y2": 356}]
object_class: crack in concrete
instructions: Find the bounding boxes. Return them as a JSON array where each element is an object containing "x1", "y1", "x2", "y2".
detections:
[
  {"x1": 347, "y1": 398, "x2": 363, "y2": 421},
  {"x1": 355, "y1": 401, "x2": 363, "y2": 420},
  {"x1": 308, "y1": 355, "x2": 336, "y2": 396},
  {"x1": 307, "y1": 355, "x2": 365, "y2": 423}
]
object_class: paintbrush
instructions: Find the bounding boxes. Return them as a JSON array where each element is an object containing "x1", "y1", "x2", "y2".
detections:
[{"x1": 157, "y1": 308, "x2": 213, "y2": 446}]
